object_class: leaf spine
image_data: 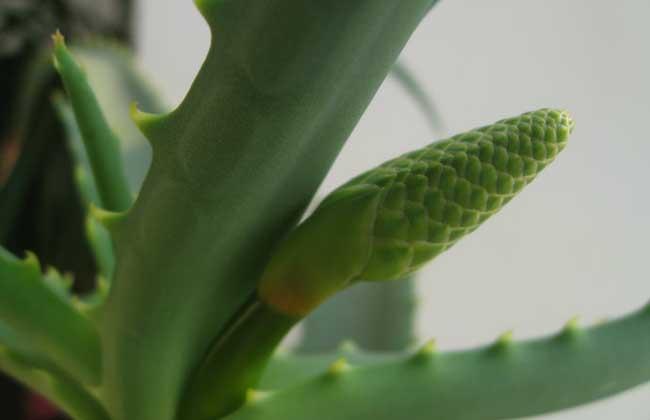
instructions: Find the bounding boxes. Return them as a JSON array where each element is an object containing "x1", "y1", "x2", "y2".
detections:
[
  {"x1": 328, "y1": 358, "x2": 351, "y2": 376},
  {"x1": 245, "y1": 389, "x2": 270, "y2": 405},
  {"x1": 23, "y1": 251, "x2": 41, "y2": 273},
  {"x1": 89, "y1": 204, "x2": 127, "y2": 236},
  {"x1": 411, "y1": 339, "x2": 437, "y2": 363},
  {"x1": 129, "y1": 102, "x2": 167, "y2": 144},
  {"x1": 490, "y1": 330, "x2": 514, "y2": 353},
  {"x1": 559, "y1": 316, "x2": 581, "y2": 339}
]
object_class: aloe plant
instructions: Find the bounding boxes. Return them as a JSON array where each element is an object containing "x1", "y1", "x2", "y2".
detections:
[{"x1": 1, "y1": 2, "x2": 648, "y2": 420}]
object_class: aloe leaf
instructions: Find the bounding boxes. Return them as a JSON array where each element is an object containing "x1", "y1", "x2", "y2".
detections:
[
  {"x1": 226, "y1": 306, "x2": 650, "y2": 420},
  {"x1": 0, "y1": 247, "x2": 101, "y2": 385},
  {"x1": 53, "y1": 40, "x2": 169, "y2": 197},
  {"x1": 52, "y1": 41, "x2": 168, "y2": 284},
  {"x1": 52, "y1": 95, "x2": 101, "y2": 204},
  {"x1": 52, "y1": 32, "x2": 132, "y2": 213},
  {"x1": 94, "y1": 2, "x2": 437, "y2": 419},
  {"x1": 261, "y1": 345, "x2": 401, "y2": 390},
  {"x1": 53, "y1": 96, "x2": 115, "y2": 283},
  {"x1": 0, "y1": 321, "x2": 108, "y2": 420},
  {"x1": 69, "y1": 41, "x2": 168, "y2": 192}
]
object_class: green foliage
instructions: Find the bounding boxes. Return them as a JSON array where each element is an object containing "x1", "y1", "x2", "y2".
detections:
[
  {"x1": 0, "y1": 2, "x2": 647, "y2": 420},
  {"x1": 232, "y1": 306, "x2": 650, "y2": 420},
  {"x1": 0, "y1": 248, "x2": 100, "y2": 384},
  {"x1": 390, "y1": 61, "x2": 445, "y2": 136},
  {"x1": 53, "y1": 31, "x2": 132, "y2": 213}
]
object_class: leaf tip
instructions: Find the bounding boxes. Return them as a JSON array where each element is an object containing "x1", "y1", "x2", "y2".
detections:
[
  {"x1": 51, "y1": 30, "x2": 65, "y2": 47},
  {"x1": 559, "y1": 316, "x2": 582, "y2": 339}
]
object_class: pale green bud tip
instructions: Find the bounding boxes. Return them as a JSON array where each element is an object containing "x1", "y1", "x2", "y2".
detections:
[{"x1": 51, "y1": 30, "x2": 65, "y2": 47}]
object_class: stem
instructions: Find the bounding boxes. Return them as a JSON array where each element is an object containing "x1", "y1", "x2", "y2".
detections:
[
  {"x1": 180, "y1": 294, "x2": 298, "y2": 420},
  {"x1": 102, "y1": 1, "x2": 435, "y2": 418}
]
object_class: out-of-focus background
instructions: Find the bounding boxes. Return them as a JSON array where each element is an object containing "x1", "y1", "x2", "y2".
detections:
[{"x1": 137, "y1": 1, "x2": 650, "y2": 419}]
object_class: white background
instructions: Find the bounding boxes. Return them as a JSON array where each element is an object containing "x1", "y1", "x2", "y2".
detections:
[{"x1": 136, "y1": 1, "x2": 650, "y2": 418}]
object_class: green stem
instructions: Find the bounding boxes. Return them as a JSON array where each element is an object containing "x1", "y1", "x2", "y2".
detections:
[
  {"x1": 101, "y1": 1, "x2": 436, "y2": 419},
  {"x1": 180, "y1": 294, "x2": 297, "y2": 420}
]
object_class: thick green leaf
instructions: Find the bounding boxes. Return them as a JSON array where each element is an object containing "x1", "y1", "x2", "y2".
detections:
[
  {"x1": 96, "y1": 2, "x2": 437, "y2": 419},
  {"x1": 0, "y1": 348, "x2": 109, "y2": 420},
  {"x1": 0, "y1": 247, "x2": 101, "y2": 385},
  {"x1": 53, "y1": 32, "x2": 132, "y2": 212},
  {"x1": 261, "y1": 345, "x2": 401, "y2": 390},
  {"x1": 53, "y1": 41, "x2": 168, "y2": 283},
  {"x1": 227, "y1": 306, "x2": 650, "y2": 420},
  {"x1": 70, "y1": 41, "x2": 168, "y2": 192}
]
